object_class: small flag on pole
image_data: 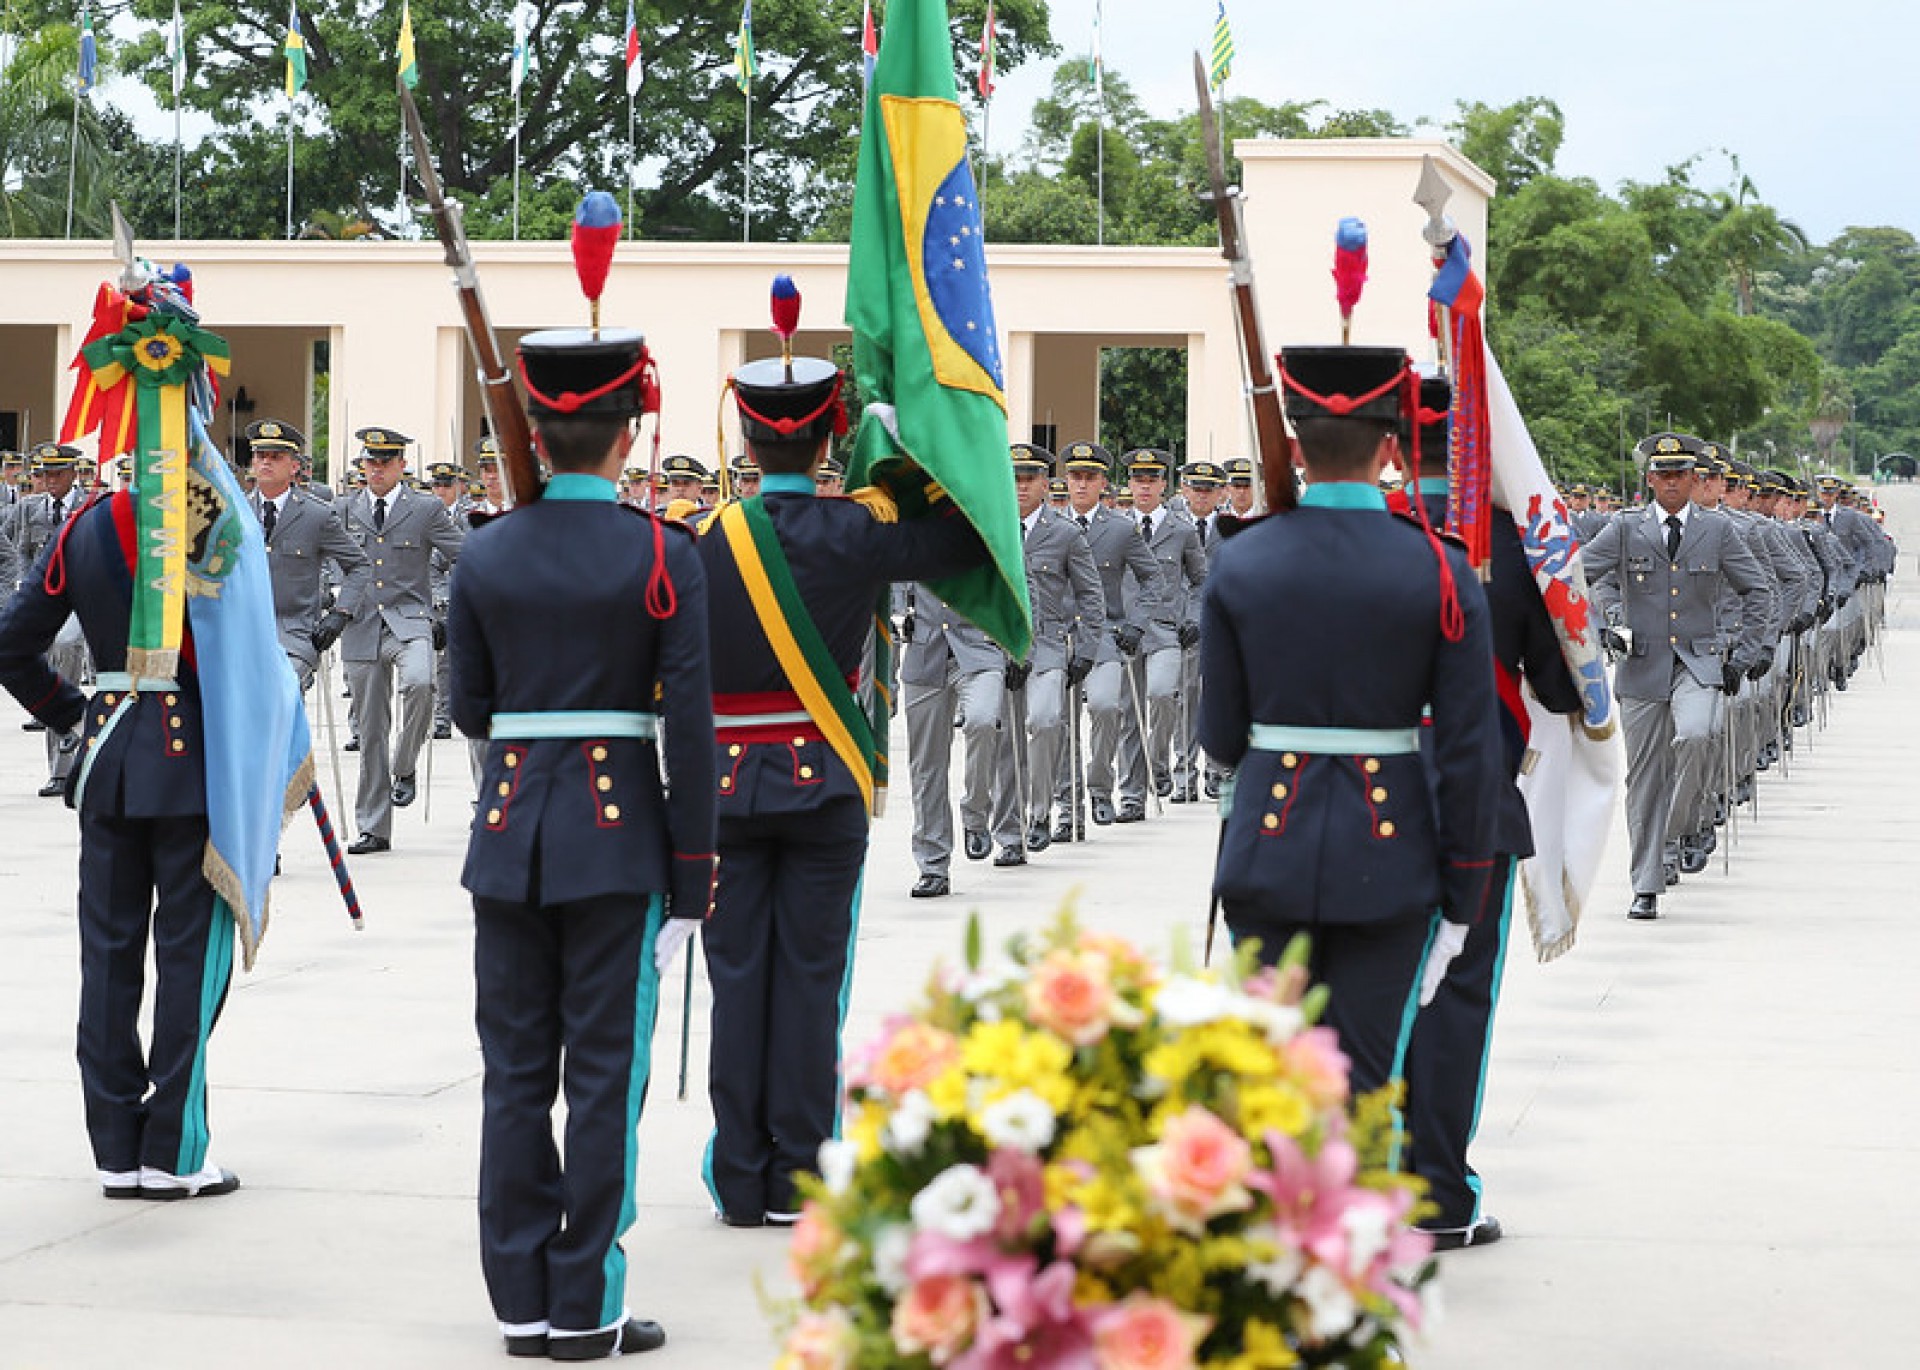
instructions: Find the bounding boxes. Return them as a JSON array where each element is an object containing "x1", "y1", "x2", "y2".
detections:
[
  {"x1": 860, "y1": 0, "x2": 877, "y2": 87},
  {"x1": 624, "y1": 0, "x2": 644, "y2": 96},
  {"x1": 732, "y1": 0, "x2": 757, "y2": 94},
  {"x1": 397, "y1": 0, "x2": 419, "y2": 90},
  {"x1": 77, "y1": 5, "x2": 98, "y2": 94},
  {"x1": 509, "y1": 6, "x2": 530, "y2": 96},
  {"x1": 284, "y1": 0, "x2": 308, "y2": 97},
  {"x1": 167, "y1": 1, "x2": 186, "y2": 97},
  {"x1": 977, "y1": 0, "x2": 996, "y2": 101},
  {"x1": 1089, "y1": 0, "x2": 1103, "y2": 102},
  {"x1": 1209, "y1": 0, "x2": 1234, "y2": 90}
]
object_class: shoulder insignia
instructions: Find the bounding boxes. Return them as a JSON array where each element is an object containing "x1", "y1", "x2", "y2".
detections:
[
  {"x1": 1388, "y1": 506, "x2": 1470, "y2": 550},
  {"x1": 848, "y1": 484, "x2": 899, "y2": 523}
]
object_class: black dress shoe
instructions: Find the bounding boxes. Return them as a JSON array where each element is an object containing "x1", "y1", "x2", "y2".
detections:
[
  {"x1": 1678, "y1": 836, "x2": 1709, "y2": 875},
  {"x1": 1153, "y1": 772, "x2": 1173, "y2": 798},
  {"x1": 391, "y1": 773, "x2": 417, "y2": 807},
  {"x1": 963, "y1": 829, "x2": 990, "y2": 861},
  {"x1": 432, "y1": 721, "x2": 452, "y2": 740},
  {"x1": 1090, "y1": 796, "x2": 1114, "y2": 826},
  {"x1": 1115, "y1": 800, "x2": 1146, "y2": 824},
  {"x1": 141, "y1": 1167, "x2": 241, "y2": 1200},
  {"x1": 910, "y1": 874, "x2": 949, "y2": 899},
  {"x1": 994, "y1": 845, "x2": 1026, "y2": 867},
  {"x1": 1051, "y1": 817, "x2": 1075, "y2": 844},
  {"x1": 1791, "y1": 703, "x2": 1810, "y2": 727},
  {"x1": 343, "y1": 736, "x2": 360, "y2": 752},
  {"x1": 347, "y1": 833, "x2": 390, "y2": 855},
  {"x1": 1026, "y1": 821, "x2": 1052, "y2": 852},
  {"x1": 1695, "y1": 826, "x2": 1717, "y2": 857},
  {"x1": 503, "y1": 1332, "x2": 548, "y2": 1358},
  {"x1": 1203, "y1": 775, "x2": 1221, "y2": 800},
  {"x1": 1169, "y1": 783, "x2": 1190, "y2": 804},
  {"x1": 1426, "y1": 1215, "x2": 1503, "y2": 1251},
  {"x1": 37, "y1": 777, "x2": 66, "y2": 798},
  {"x1": 21, "y1": 718, "x2": 45, "y2": 732},
  {"x1": 715, "y1": 1208, "x2": 766, "y2": 1228},
  {"x1": 548, "y1": 1319, "x2": 666, "y2": 1361},
  {"x1": 1663, "y1": 861, "x2": 1680, "y2": 887},
  {"x1": 1628, "y1": 893, "x2": 1660, "y2": 920}
]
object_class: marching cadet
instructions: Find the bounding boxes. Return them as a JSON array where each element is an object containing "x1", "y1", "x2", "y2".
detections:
[
  {"x1": 660, "y1": 453, "x2": 708, "y2": 510},
  {"x1": 994, "y1": 444, "x2": 1102, "y2": 856},
  {"x1": 1222, "y1": 456, "x2": 1258, "y2": 519},
  {"x1": 338, "y1": 427, "x2": 465, "y2": 853},
  {"x1": 1048, "y1": 475, "x2": 1070, "y2": 513},
  {"x1": 1199, "y1": 344, "x2": 1502, "y2": 1099},
  {"x1": 1721, "y1": 456, "x2": 1816, "y2": 782},
  {"x1": 901, "y1": 581, "x2": 1012, "y2": 890},
  {"x1": 620, "y1": 464, "x2": 652, "y2": 509},
  {"x1": 427, "y1": 461, "x2": 471, "y2": 740},
  {"x1": 1174, "y1": 459, "x2": 1228, "y2": 801},
  {"x1": 471, "y1": 439, "x2": 511, "y2": 520},
  {"x1": 1566, "y1": 483, "x2": 1608, "y2": 544},
  {"x1": 1061, "y1": 442, "x2": 1165, "y2": 827},
  {"x1": 245, "y1": 420, "x2": 370, "y2": 693},
  {"x1": 1818, "y1": 475, "x2": 1881, "y2": 685},
  {"x1": 0, "y1": 449, "x2": 24, "y2": 505},
  {"x1": 447, "y1": 323, "x2": 713, "y2": 1361},
  {"x1": 1122, "y1": 450, "x2": 1205, "y2": 803},
  {"x1": 697, "y1": 333, "x2": 986, "y2": 1229},
  {"x1": 729, "y1": 453, "x2": 762, "y2": 499},
  {"x1": 5, "y1": 442, "x2": 94, "y2": 795},
  {"x1": 1584, "y1": 433, "x2": 1769, "y2": 918},
  {"x1": 813, "y1": 454, "x2": 846, "y2": 496}
]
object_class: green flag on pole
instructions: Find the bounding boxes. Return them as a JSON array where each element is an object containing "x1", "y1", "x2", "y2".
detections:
[
  {"x1": 284, "y1": 0, "x2": 308, "y2": 97},
  {"x1": 843, "y1": 0, "x2": 1030, "y2": 657},
  {"x1": 732, "y1": 0, "x2": 757, "y2": 94},
  {"x1": 398, "y1": 0, "x2": 419, "y2": 89}
]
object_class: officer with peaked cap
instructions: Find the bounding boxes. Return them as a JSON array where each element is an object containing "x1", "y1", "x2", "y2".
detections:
[
  {"x1": 1583, "y1": 433, "x2": 1769, "y2": 918},
  {"x1": 246, "y1": 419, "x2": 371, "y2": 694},
  {"x1": 1221, "y1": 457, "x2": 1257, "y2": 519},
  {"x1": 1174, "y1": 459, "x2": 1228, "y2": 798},
  {"x1": 1200, "y1": 344, "x2": 1503, "y2": 1099},
  {"x1": 337, "y1": 427, "x2": 465, "y2": 852},
  {"x1": 697, "y1": 315, "x2": 986, "y2": 1228},
  {"x1": 729, "y1": 453, "x2": 762, "y2": 499},
  {"x1": 1060, "y1": 441, "x2": 1166, "y2": 829},
  {"x1": 469, "y1": 438, "x2": 511, "y2": 522},
  {"x1": 447, "y1": 318, "x2": 712, "y2": 1360},
  {"x1": 1122, "y1": 448, "x2": 1205, "y2": 805},
  {"x1": 660, "y1": 453, "x2": 708, "y2": 510},
  {"x1": 4, "y1": 442, "x2": 95, "y2": 794}
]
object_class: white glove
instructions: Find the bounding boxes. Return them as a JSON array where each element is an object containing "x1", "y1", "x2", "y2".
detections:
[
  {"x1": 654, "y1": 918, "x2": 699, "y2": 975},
  {"x1": 1418, "y1": 921, "x2": 1471, "y2": 1007}
]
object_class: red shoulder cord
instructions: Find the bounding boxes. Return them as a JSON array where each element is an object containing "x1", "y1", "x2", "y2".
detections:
[
  {"x1": 41, "y1": 488, "x2": 105, "y2": 596},
  {"x1": 636, "y1": 355, "x2": 676, "y2": 621}
]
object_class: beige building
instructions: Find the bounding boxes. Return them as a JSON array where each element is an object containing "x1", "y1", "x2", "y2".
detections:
[{"x1": 0, "y1": 140, "x2": 1489, "y2": 476}]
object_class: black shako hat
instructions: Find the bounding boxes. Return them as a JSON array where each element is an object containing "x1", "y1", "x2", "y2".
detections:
[
  {"x1": 1279, "y1": 345, "x2": 1409, "y2": 425},
  {"x1": 733, "y1": 355, "x2": 847, "y2": 446},
  {"x1": 517, "y1": 328, "x2": 655, "y2": 420}
]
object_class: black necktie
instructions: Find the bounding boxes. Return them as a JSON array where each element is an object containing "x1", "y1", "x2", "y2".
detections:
[
  {"x1": 1140, "y1": 514, "x2": 1153, "y2": 541},
  {"x1": 1197, "y1": 518, "x2": 1208, "y2": 547},
  {"x1": 1077, "y1": 514, "x2": 1090, "y2": 531},
  {"x1": 1665, "y1": 514, "x2": 1681, "y2": 561},
  {"x1": 262, "y1": 500, "x2": 277, "y2": 540},
  {"x1": 373, "y1": 496, "x2": 387, "y2": 532}
]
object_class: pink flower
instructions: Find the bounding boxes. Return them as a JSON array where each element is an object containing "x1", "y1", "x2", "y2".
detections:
[
  {"x1": 953, "y1": 1259, "x2": 1095, "y2": 1370},
  {"x1": 1132, "y1": 1106, "x2": 1254, "y2": 1233},
  {"x1": 1281, "y1": 1027, "x2": 1350, "y2": 1111},
  {"x1": 777, "y1": 1307, "x2": 857, "y2": 1370},
  {"x1": 867, "y1": 1020, "x2": 963, "y2": 1095},
  {"x1": 1024, "y1": 948, "x2": 1119, "y2": 1046},
  {"x1": 987, "y1": 1148, "x2": 1047, "y2": 1245},
  {"x1": 892, "y1": 1274, "x2": 987, "y2": 1365},
  {"x1": 787, "y1": 1201, "x2": 844, "y2": 1298},
  {"x1": 1093, "y1": 1294, "x2": 1211, "y2": 1370}
]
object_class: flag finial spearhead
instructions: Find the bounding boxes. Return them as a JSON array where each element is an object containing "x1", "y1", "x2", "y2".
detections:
[{"x1": 1414, "y1": 154, "x2": 1457, "y2": 252}]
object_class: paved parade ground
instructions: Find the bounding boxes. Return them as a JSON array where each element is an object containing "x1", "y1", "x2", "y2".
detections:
[{"x1": 1, "y1": 488, "x2": 1914, "y2": 1369}]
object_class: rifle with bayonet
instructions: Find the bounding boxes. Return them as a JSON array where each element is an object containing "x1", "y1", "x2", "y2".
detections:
[
  {"x1": 1193, "y1": 53, "x2": 1292, "y2": 514},
  {"x1": 399, "y1": 78, "x2": 542, "y2": 507}
]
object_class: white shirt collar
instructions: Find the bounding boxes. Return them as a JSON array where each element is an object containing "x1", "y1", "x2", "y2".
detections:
[
  {"x1": 1022, "y1": 506, "x2": 1043, "y2": 535},
  {"x1": 1656, "y1": 500, "x2": 1692, "y2": 529}
]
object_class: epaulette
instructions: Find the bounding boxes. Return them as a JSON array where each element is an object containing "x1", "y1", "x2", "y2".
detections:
[
  {"x1": 847, "y1": 484, "x2": 899, "y2": 523},
  {"x1": 1388, "y1": 506, "x2": 1469, "y2": 550}
]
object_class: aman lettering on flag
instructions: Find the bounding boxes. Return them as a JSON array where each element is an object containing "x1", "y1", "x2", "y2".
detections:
[{"x1": 844, "y1": 0, "x2": 1030, "y2": 658}]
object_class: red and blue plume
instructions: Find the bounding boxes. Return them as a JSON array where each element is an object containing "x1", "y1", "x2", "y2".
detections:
[
  {"x1": 770, "y1": 273, "x2": 802, "y2": 344},
  {"x1": 1333, "y1": 216, "x2": 1369, "y2": 337},
  {"x1": 571, "y1": 191, "x2": 622, "y2": 317}
]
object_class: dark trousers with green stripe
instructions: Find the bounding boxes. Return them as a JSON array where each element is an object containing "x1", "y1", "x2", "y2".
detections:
[
  {"x1": 75, "y1": 810, "x2": 230, "y2": 1176},
  {"x1": 474, "y1": 893, "x2": 663, "y2": 1334},
  {"x1": 1405, "y1": 857, "x2": 1518, "y2": 1230},
  {"x1": 704, "y1": 800, "x2": 867, "y2": 1222}
]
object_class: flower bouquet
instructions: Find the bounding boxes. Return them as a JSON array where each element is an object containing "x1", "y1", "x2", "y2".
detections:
[{"x1": 775, "y1": 913, "x2": 1435, "y2": 1369}]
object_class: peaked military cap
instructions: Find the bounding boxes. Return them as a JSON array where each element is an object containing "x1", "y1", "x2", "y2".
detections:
[
  {"x1": 661, "y1": 453, "x2": 709, "y2": 481},
  {"x1": 1279, "y1": 345, "x2": 1409, "y2": 425},
  {"x1": 1815, "y1": 473, "x2": 1846, "y2": 491},
  {"x1": 1011, "y1": 442, "x2": 1053, "y2": 476},
  {"x1": 1062, "y1": 441, "x2": 1112, "y2": 474},
  {"x1": 247, "y1": 418, "x2": 306, "y2": 454},
  {"x1": 621, "y1": 465, "x2": 648, "y2": 483},
  {"x1": 1114, "y1": 485, "x2": 1135, "y2": 507},
  {"x1": 1049, "y1": 476, "x2": 1068, "y2": 499},
  {"x1": 1123, "y1": 448, "x2": 1173, "y2": 479},
  {"x1": 1634, "y1": 431, "x2": 1702, "y2": 472},
  {"x1": 472, "y1": 435, "x2": 502, "y2": 467},
  {"x1": 29, "y1": 441, "x2": 86, "y2": 469},
  {"x1": 356, "y1": 426, "x2": 411, "y2": 455},
  {"x1": 428, "y1": 461, "x2": 462, "y2": 483},
  {"x1": 729, "y1": 452, "x2": 762, "y2": 476},
  {"x1": 814, "y1": 455, "x2": 847, "y2": 481},
  {"x1": 1223, "y1": 456, "x2": 1255, "y2": 486},
  {"x1": 1182, "y1": 460, "x2": 1226, "y2": 488},
  {"x1": 1758, "y1": 470, "x2": 1792, "y2": 496}
]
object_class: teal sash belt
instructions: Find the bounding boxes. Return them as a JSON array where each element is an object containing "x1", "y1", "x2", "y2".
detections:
[
  {"x1": 490, "y1": 710, "x2": 659, "y2": 740},
  {"x1": 1247, "y1": 723, "x2": 1420, "y2": 755}
]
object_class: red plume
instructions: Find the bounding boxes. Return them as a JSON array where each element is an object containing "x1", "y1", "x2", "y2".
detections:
[
  {"x1": 770, "y1": 274, "x2": 802, "y2": 343},
  {"x1": 1333, "y1": 216, "x2": 1369, "y2": 330},
  {"x1": 571, "y1": 191, "x2": 622, "y2": 308}
]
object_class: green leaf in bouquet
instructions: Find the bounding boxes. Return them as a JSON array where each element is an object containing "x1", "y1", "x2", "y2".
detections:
[
  {"x1": 965, "y1": 911, "x2": 982, "y2": 972},
  {"x1": 1299, "y1": 983, "x2": 1331, "y2": 1026}
]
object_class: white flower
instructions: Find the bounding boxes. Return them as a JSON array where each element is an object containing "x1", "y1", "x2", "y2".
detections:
[
  {"x1": 978, "y1": 1090, "x2": 1056, "y2": 1154},
  {"x1": 909, "y1": 1164, "x2": 1000, "y2": 1241},
  {"x1": 883, "y1": 1090, "x2": 936, "y2": 1157},
  {"x1": 1341, "y1": 1202, "x2": 1395, "y2": 1276},
  {"x1": 1298, "y1": 1263, "x2": 1359, "y2": 1341},
  {"x1": 816, "y1": 1139, "x2": 857, "y2": 1197},
  {"x1": 1238, "y1": 997, "x2": 1305, "y2": 1044},
  {"x1": 872, "y1": 1223, "x2": 914, "y2": 1295},
  {"x1": 1243, "y1": 1223, "x2": 1305, "y2": 1296},
  {"x1": 1153, "y1": 975, "x2": 1235, "y2": 1028}
]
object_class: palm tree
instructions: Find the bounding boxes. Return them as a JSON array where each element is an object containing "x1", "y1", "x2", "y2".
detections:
[
  {"x1": 1702, "y1": 159, "x2": 1810, "y2": 315},
  {"x1": 0, "y1": 26, "x2": 113, "y2": 237}
]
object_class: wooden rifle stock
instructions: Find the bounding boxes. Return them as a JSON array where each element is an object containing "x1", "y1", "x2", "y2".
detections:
[
  {"x1": 1194, "y1": 54, "x2": 1293, "y2": 512},
  {"x1": 399, "y1": 80, "x2": 542, "y2": 507}
]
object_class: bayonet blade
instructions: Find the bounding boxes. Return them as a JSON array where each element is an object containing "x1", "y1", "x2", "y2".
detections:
[
  {"x1": 109, "y1": 202, "x2": 149, "y2": 294},
  {"x1": 1414, "y1": 154, "x2": 1457, "y2": 250},
  {"x1": 1194, "y1": 52, "x2": 1231, "y2": 214}
]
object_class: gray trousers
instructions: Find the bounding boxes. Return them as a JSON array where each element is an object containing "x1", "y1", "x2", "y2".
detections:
[
  {"x1": 1084, "y1": 659, "x2": 1141, "y2": 803},
  {"x1": 904, "y1": 667, "x2": 1005, "y2": 875},
  {"x1": 45, "y1": 617, "x2": 89, "y2": 782},
  {"x1": 1173, "y1": 645, "x2": 1204, "y2": 786},
  {"x1": 1020, "y1": 668, "x2": 1067, "y2": 827},
  {"x1": 1115, "y1": 651, "x2": 1178, "y2": 801},
  {"x1": 1620, "y1": 660, "x2": 1724, "y2": 895},
  {"x1": 345, "y1": 632, "x2": 435, "y2": 841},
  {"x1": 433, "y1": 644, "x2": 453, "y2": 729}
]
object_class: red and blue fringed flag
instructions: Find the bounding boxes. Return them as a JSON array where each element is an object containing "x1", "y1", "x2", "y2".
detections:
[{"x1": 1429, "y1": 231, "x2": 1491, "y2": 574}]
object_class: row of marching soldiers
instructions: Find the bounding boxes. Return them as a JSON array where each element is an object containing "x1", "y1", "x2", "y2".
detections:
[
  {"x1": 1581, "y1": 432, "x2": 1898, "y2": 919},
  {"x1": 892, "y1": 442, "x2": 1258, "y2": 898}
]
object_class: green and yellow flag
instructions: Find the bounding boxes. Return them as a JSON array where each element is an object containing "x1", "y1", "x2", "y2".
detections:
[
  {"x1": 397, "y1": 0, "x2": 419, "y2": 89},
  {"x1": 844, "y1": 0, "x2": 1030, "y2": 657},
  {"x1": 284, "y1": 0, "x2": 308, "y2": 97}
]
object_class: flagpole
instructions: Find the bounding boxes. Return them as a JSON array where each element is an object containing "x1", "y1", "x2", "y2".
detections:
[
  {"x1": 626, "y1": 91, "x2": 635, "y2": 239},
  {"x1": 742, "y1": 86, "x2": 752, "y2": 243},
  {"x1": 173, "y1": 98, "x2": 183, "y2": 239},
  {"x1": 285, "y1": 91, "x2": 296, "y2": 239},
  {"x1": 512, "y1": 82, "x2": 522, "y2": 241},
  {"x1": 64, "y1": 83, "x2": 80, "y2": 239}
]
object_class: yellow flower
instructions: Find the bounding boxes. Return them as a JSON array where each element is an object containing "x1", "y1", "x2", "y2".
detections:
[
  {"x1": 926, "y1": 1065, "x2": 970, "y2": 1119},
  {"x1": 1209, "y1": 1318, "x2": 1300, "y2": 1369},
  {"x1": 961, "y1": 1019, "x2": 1074, "y2": 1112},
  {"x1": 1235, "y1": 1082, "x2": 1311, "y2": 1140},
  {"x1": 847, "y1": 1100, "x2": 886, "y2": 1164}
]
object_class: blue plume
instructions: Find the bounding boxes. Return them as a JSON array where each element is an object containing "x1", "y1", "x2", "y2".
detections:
[{"x1": 575, "y1": 191, "x2": 622, "y2": 229}]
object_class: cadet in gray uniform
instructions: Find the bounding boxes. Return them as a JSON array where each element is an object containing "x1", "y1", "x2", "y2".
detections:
[
  {"x1": 1060, "y1": 442, "x2": 1165, "y2": 826},
  {"x1": 338, "y1": 428, "x2": 465, "y2": 853},
  {"x1": 427, "y1": 461, "x2": 471, "y2": 739},
  {"x1": 5, "y1": 443, "x2": 94, "y2": 795},
  {"x1": 995, "y1": 445, "x2": 1102, "y2": 856},
  {"x1": 901, "y1": 583, "x2": 1008, "y2": 895},
  {"x1": 1174, "y1": 460, "x2": 1228, "y2": 801},
  {"x1": 1584, "y1": 433, "x2": 1769, "y2": 919},
  {"x1": 245, "y1": 419, "x2": 371, "y2": 693},
  {"x1": 1120, "y1": 451, "x2": 1204, "y2": 804}
]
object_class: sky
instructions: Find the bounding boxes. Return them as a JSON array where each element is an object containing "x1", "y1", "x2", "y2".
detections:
[{"x1": 988, "y1": 0, "x2": 1919, "y2": 245}]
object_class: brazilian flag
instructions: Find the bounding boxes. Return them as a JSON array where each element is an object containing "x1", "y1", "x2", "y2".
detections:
[{"x1": 844, "y1": 0, "x2": 1031, "y2": 658}]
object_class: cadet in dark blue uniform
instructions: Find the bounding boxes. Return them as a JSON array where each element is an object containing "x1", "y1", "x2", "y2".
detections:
[
  {"x1": 1199, "y1": 346, "x2": 1503, "y2": 1099},
  {"x1": 0, "y1": 486, "x2": 240, "y2": 1201},
  {"x1": 698, "y1": 348, "x2": 986, "y2": 1227},
  {"x1": 1395, "y1": 379, "x2": 1584, "y2": 1251},
  {"x1": 447, "y1": 326, "x2": 715, "y2": 1361}
]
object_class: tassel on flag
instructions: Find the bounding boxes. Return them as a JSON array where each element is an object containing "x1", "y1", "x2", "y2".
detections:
[
  {"x1": 624, "y1": 0, "x2": 644, "y2": 96},
  {"x1": 1210, "y1": 0, "x2": 1234, "y2": 91},
  {"x1": 977, "y1": 1, "x2": 997, "y2": 101},
  {"x1": 397, "y1": 0, "x2": 419, "y2": 89},
  {"x1": 860, "y1": 0, "x2": 877, "y2": 88},
  {"x1": 284, "y1": 0, "x2": 307, "y2": 97},
  {"x1": 733, "y1": 0, "x2": 757, "y2": 94},
  {"x1": 77, "y1": 5, "x2": 98, "y2": 94}
]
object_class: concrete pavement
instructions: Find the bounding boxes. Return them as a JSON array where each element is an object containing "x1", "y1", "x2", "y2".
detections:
[{"x1": 0, "y1": 487, "x2": 1912, "y2": 1368}]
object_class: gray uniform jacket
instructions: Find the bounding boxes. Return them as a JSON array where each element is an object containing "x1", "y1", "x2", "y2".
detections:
[
  {"x1": 1742, "y1": 512, "x2": 1818, "y2": 632},
  {"x1": 1570, "y1": 509, "x2": 1610, "y2": 545},
  {"x1": 1075, "y1": 505, "x2": 1166, "y2": 665},
  {"x1": 252, "y1": 488, "x2": 373, "y2": 670},
  {"x1": 1586, "y1": 503, "x2": 1771, "y2": 699},
  {"x1": 1019, "y1": 505, "x2": 1104, "y2": 674},
  {"x1": 1712, "y1": 512, "x2": 1779, "y2": 640},
  {"x1": 337, "y1": 484, "x2": 465, "y2": 661},
  {"x1": 1130, "y1": 508, "x2": 1207, "y2": 653},
  {"x1": 1831, "y1": 506, "x2": 1885, "y2": 581},
  {"x1": 898, "y1": 587, "x2": 1002, "y2": 687},
  {"x1": 5, "y1": 491, "x2": 86, "y2": 590}
]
